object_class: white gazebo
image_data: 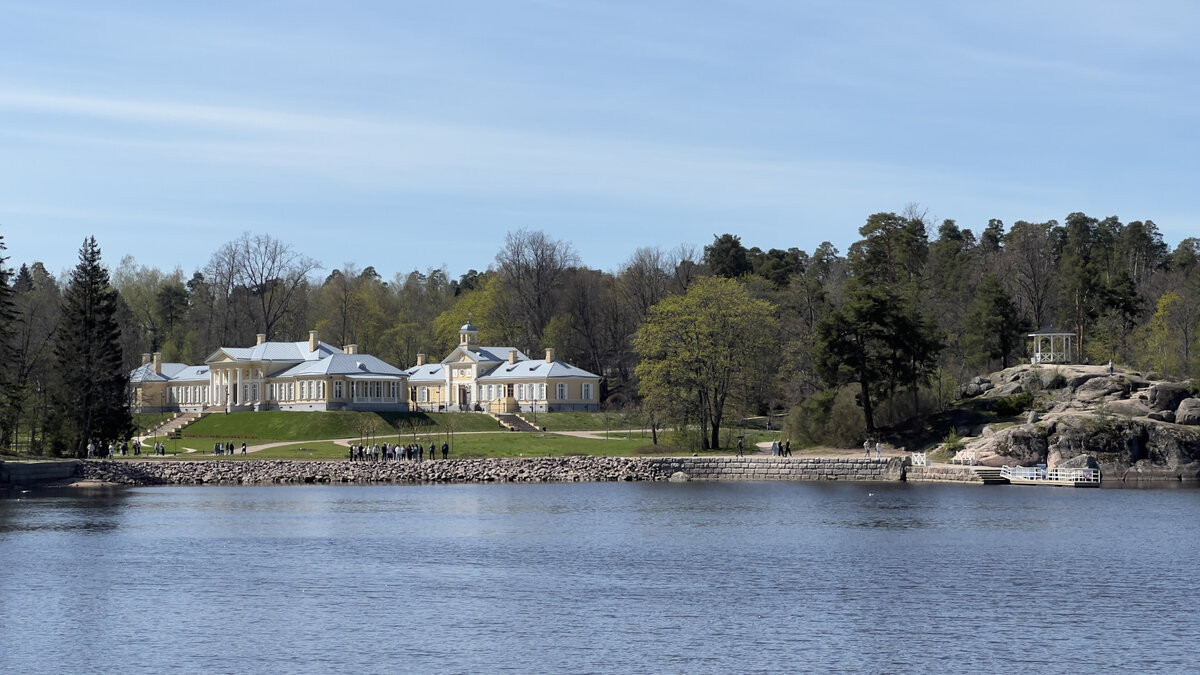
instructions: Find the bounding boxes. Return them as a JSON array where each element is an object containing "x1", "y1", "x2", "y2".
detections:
[{"x1": 1029, "y1": 329, "x2": 1074, "y2": 364}]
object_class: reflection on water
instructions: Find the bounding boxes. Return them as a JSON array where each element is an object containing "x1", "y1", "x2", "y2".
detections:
[{"x1": 1, "y1": 482, "x2": 1198, "y2": 673}]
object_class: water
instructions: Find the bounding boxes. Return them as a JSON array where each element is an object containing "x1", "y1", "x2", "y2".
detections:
[{"x1": 2, "y1": 482, "x2": 1198, "y2": 674}]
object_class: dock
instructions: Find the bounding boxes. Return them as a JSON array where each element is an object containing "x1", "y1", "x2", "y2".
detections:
[{"x1": 999, "y1": 465, "x2": 1101, "y2": 487}]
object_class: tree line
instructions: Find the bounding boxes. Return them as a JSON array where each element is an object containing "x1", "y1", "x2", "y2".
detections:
[{"x1": 2, "y1": 210, "x2": 1198, "y2": 455}]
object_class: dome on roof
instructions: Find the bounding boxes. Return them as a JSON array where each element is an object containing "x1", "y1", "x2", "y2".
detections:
[{"x1": 461, "y1": 322, "x2": 477, "y2": 332}]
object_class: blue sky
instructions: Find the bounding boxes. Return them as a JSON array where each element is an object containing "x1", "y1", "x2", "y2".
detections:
[{"x1": 2, "y1": 1, "x2": 1197, "y2": 281}]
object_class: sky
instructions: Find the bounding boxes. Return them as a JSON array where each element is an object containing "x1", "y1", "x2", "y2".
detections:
[{"x1": 2, "y1": 0, "x2": 1198, "y2": 282}]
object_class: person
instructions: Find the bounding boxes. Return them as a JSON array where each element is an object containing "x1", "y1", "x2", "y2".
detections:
[
  {"x1": 430, "y1": 442, "x2": 437, "y2": 461},
  {"x1": 770, "y1": 440, "x2": 779, "y2": 456},
  {"x1": 875, "y1": 441, "x2": 881, "y2": 459},
  {"x1": 241, "y1": 441, "x2": 247, "y2": 454},
  {"x1": 736, "y1": 438, "x2": 744, "y2": 457},
  {"x1": 864, "y1": 440, "x2": 871, "y2": 457},
  {"x1": 87, "y1": 441, "x2": 95, "y2": 459},
  {"x1": 442, "y1": 442, "x2": 449, "y2": 460},
  {"x1": 784, "y1": 439, "x2": 791, "y2": 457}
]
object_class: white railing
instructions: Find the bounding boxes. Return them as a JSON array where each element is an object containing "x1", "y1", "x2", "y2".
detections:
[
  {"x1": 951, "y1": 449, "x2": 976, "y2": 465},
  {"x1": 1000, "y1": 466, "x2": 1101, "y2": 484},
  {"x1": 911, "y1": 452, "x2": 928, "y2": 467}
]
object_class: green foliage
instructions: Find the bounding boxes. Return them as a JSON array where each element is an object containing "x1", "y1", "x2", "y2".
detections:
[
  {"x1": 184, "y1": 411, "x2": 499, "y2": 442},
  {"x1": 704, "y1": 233, "x2": 752, "y2": 279},
  {"x1": 963, "y1": 274, "x2": 1028, "y2": 369},
  {"x1": 634, "y1": 276, "x2": 777, "y2": 450},
  {"x1": 942, "y1": 430, "x2": 964, "y2": 453},
  {"x1": 987, "y1": 392, "x2": 1035, "y2": 418},
  {"x1": 782, "y1": 387, "x2": 865, "y2": 448},
  {"x1": 53, "y1": 237, "x2": 132, "y2": 456}
]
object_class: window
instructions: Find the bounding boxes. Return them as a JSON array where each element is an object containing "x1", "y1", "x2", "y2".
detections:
[
  {"x1": 557, "y1": 383, "x2": 568, "y2": 400},
  {"x1": 419, "y1": 386, "x2": 428, "y2": 403},
  {"x1": 582, "y1": 383, "x2": 593, "y2": 401},
  {"x1": 335, "y1": 381, "x2": 344, "y2": 399},
  {"x1": 516, "y1": 384, "x2": 525, "y2": 400}
]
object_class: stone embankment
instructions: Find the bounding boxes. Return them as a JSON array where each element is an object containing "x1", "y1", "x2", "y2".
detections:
[
  {"x1": 81, "y1": 456, "x2": 662, "y2": 486},
  {"x1": 78, "y1": 456, "x2": 910, "y2": 486},
  {"x1": 904, "y1": 466, "x2": 986, "y2": 484},
  {"x1": 655, "y1": 456, "x2": 905, "y2": 481}
]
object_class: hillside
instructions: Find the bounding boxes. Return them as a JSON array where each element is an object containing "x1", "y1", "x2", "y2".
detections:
[{"x1": 946, "y1": 363, "x2": 1200, "y2": 482}]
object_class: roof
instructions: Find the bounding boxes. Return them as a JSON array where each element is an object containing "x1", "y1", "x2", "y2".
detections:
[
  {"x1": 275, "y1": 353, "x2": 406, "y2": 379},
  {"x1": 479, "y1": 360, "x2": 599, "y2": 381},
  {"x1": 404, "y1": 363, "x2": 446, "y2": 383},
  {"x1": 129, "y1": 362, "x2": 211, "y2": 383},
  {"x1": 206, "y1": 340, "x2": 341, "y2": 364},
  {"x1": 441, "y1": 345, "x2": 530, "y2": 364},
  {"x1": 1028, "y1": 328, "x2": 1075, "y2": 336}
]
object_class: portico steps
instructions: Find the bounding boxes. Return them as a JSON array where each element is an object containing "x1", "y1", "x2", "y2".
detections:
[
  {"x1": 144, "y1": 411, "x2": 207, "y2": 439},
  {"x1": 971, "y1": 466, "x2": 1008, "y2": 484},
  {"x1": 492, "y1": 413, "x2": 543, "y2": 432}
]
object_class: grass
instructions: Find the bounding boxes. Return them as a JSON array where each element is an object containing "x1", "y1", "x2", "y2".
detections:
[
  {"x1": 182, "y1": 410, "x2": 500, "y2": 442},
  {"x1": 128, "y1": 432, "x2": 662, "y2": 460}
]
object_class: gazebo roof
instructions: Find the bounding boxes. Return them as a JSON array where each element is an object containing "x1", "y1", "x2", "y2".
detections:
[{"x1": 1028, "y1": 328, "x2": 1074, "y2": 336}]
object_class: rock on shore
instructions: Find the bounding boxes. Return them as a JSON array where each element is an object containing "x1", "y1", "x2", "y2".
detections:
[{"x1": 80, "y1": 456, "x2": 667, "y2": 486}]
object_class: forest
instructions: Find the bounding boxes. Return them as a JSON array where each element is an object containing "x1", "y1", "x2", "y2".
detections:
[{"x1": 2, "y1": 208, "x2": 1198, "y2": 456}]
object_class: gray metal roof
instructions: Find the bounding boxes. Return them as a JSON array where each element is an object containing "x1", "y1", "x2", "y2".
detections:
[
  {"x1": 275, "y1": 353, "x2": 405, "y2": 379},
  {"x1": 129, "y1": 363, "x2": 210, "y2": 383},
  {"x1": 404, "y1": 364, "x2": 446, "y2": 383},
  {"x1": 480, "y1": 360, "x2": 598, "y2": 381}
]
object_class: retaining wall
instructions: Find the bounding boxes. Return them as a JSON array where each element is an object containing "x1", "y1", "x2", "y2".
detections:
[
  {"x1": 903, "y1": 465, "x2": 985, "y2": 484},
  {"x1": 648, "y1": 456, "x2": 906, "y2": 482},
  {"x1": 1, "y1": 460, "x2": 81, "y2": 486}
]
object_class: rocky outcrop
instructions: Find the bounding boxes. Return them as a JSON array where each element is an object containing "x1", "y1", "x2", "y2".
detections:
[
  {"x1": 1176, "y1": 398, "x2": 1200, "y2": 425},
  {"x1": 944, "y1": 364, "x2": 1200, "y2": 480}
]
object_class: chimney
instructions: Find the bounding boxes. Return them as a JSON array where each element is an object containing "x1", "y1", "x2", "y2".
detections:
[
  {"x1": 509, "y1": 349, "x2": 518, "y2": 365},
  {"x1": 342, "y1": 344, "x2": 357, "y2": 355},
  {"x1": 309, "y1": 330, "x2": 318, "y2": 352},
  {"x1": 416, "y1": 353, "x2": 426, "y2": 366},
  {"x1": 256, "y1": 333, "x2": 266, "y2": 346},
  {"x1": 152, "y1": 352, "x2": 162, "y2": 375},
  {"x1": 142, "y1": 353, "x2": 151, "y2": 366},
  {"x1": 545, "y1": 348, "x2": 554, "y2": 363}
]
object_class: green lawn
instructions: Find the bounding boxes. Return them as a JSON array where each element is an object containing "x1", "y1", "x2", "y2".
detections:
[{"x1": 182, "y1": 410, "x2": 501, "y2": 442}]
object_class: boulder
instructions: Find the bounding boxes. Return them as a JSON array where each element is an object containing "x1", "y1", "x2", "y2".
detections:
[
  {"x1": 1149, "y1": 383, "x2": 1191, "y2": 412},
  {"x1": 668, "y1": 471, "x2": 690, "y2": 483},
  {"x1": 1177, "y1": 399, "x2": 1200, "y2": 426},
  {"x1": 1147, "y1": 410, "x2": 1175, "y2": 423},
  {"x1": 988, "y1": 381, "x2": 1025, "y2": 397},
  {"x1": 1026, "y1": 410, "x2": 1040, "y2": 424},
  {"x1": 1057, "y1": 453, "x2": 1099, "y2": 470},
  {"x1": 1074, "y1": 376, "x2": 1125, "y2": 403},
  {"x1": 1039, "y1": 370, "x2": 1068, "y2": 389}
]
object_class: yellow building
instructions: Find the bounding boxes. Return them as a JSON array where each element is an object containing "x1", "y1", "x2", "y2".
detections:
[
  {"x1": 129, "y1": 330, "x2": 408, "y2": 413},
  {"x1": 404, "y1": 323, "x2": 600, "y2": 413}
]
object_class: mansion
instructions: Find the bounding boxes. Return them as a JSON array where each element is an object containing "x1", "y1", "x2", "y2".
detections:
[
  {"x1": 129, "y1": 324, "x2": 601, "y2": 415},
  {"x1": 404, "y1": 322, "x2": 600, "y2": 413},
  {"x1": 129, "y1": 331, "x2": 408, "y2": 413}
]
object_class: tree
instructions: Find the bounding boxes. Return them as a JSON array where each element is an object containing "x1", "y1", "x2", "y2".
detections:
[
  {"x1": 963, "y1": 274, "x2": 1027, "y2": 369},
  {"x1": 703, "y1": 233, "x2": 752, "y2": 279},
  {"x1": 494, "y1": 229, "x2": 579, "y2": 352},
  {"x1": 0, "y1": 228, "x2": 16, "y2": 449},
  {"x1": 53, "y1": 237, "x2": 132, "y2": 456},
  {"x1": 634, "y1": 276, "x2": 777, "y2": 450},
  {"x1": 232, "y1": 233, "x2": 321, "y2": 340},
  {"x1": 813, "y1": 284, "x2": 941, "y2": 434}
]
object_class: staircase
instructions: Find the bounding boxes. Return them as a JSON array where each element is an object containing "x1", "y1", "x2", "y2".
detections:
[
  {"x1": 493, "y1": 413, "x2": 542, "y2": 432},
  {"x1": 971, "y1": 466, "x2": 1008, "y2": 485},
  {"x1": 144, "y1": 411, "x2": 207, "y2": 439}
]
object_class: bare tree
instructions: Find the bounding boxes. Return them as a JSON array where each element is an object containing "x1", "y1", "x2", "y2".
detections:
[
  {"x1": 208, "y1": 233, "x2": 321, "y2": 341},
  {"x1": 619, "y1": 246, "x2": 672, "y2": 323},
  {"x1": 1003, "y1": 221, "x2": 1058, "y2": 330},
  {"x1": 494, "y1": 229, "x2": 579, "y2": 351}
]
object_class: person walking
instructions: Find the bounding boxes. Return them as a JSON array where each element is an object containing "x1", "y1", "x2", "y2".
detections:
[
  {"x1": 736, "y1": 438, "x2": 744, "y2": 457},
  {"x1": 875, "y1": 441, "x2": 881, "y2": 459},
  {"x1": 864, "y1": 440, "x2": 871, "y2": 457},
  {"x1": 442, "y1": 441, "x2": 449, "y2": 460}
]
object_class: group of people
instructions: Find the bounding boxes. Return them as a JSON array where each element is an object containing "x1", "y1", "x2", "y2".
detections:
[
  {"x1": 213, "y1": 441, "x2": 247, "y2": 455},
  {"x1": 85, "y1": 439, "x2": 169, "y2": 458},
  {"x1": 734, "y1": 438, "x2": 793, "y2": 456},
  {"x1": 864, "y1": 440, "x2": 883, "y2": 459},
  {"x1": 349, "y1": 441, "x2": 450, "y2": 462}
]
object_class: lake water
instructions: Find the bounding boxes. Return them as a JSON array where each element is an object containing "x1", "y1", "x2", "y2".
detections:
[{"x1": 2, "y1": 482, "x2": 1198, "y2": 673}]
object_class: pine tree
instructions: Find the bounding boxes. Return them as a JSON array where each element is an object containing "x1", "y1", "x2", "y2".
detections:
[
  {"x1": 0, "y1": 228, "x2": 17, "y2": 450},
  {"x1": 54, "y1": 237, "x2": 131, "y2": 457}
]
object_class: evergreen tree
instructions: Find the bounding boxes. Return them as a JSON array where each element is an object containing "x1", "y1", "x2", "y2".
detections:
[
  {"x1": 703, "y1": 233, "x2": 752, "y2": 279},
  {"x1": 963, "y1": 274, "x2": 1027, "y2": 369},
  {"x1": 0, "y1": 228, "x2": 17, "y2": 450},
  {"x1": 53, "y1": 237, "x2": 132, "y2": 456}
]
